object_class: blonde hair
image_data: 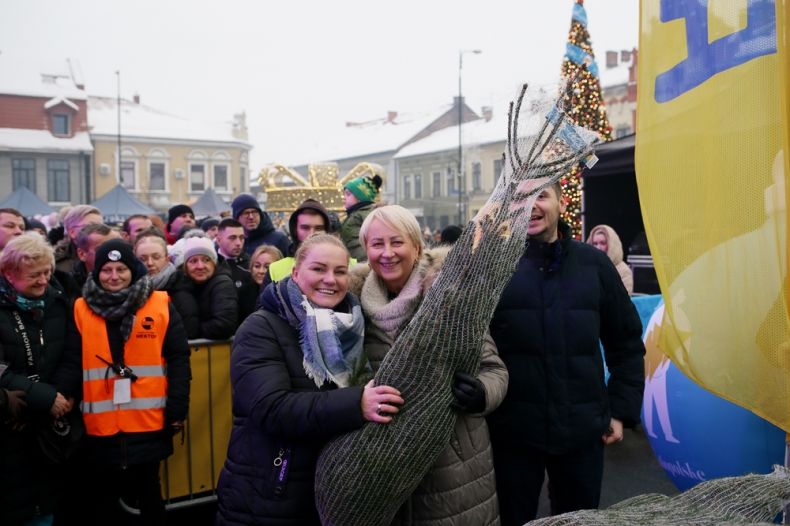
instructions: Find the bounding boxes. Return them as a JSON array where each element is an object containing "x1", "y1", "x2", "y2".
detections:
[
  {"x1": 0, "y1": 232, "x2": 55, "y2": 274},
  {"x1": 63, "y1": 205, "x2": 102, "y2": 233},
  {"x1": 586, "y1": 224, "x2": 624, "y2": 265},
  {"x1": 134, "y1": 233, "x2": 168, "y2": 256},
  {"x1": 249, "y1": 244, "x2": 284, "y2": 271},
  {"x1": 294, "y1": 234, "x2": 348, "y2": 268},
  {"x1": 359, "y1": 205, "x2": 424, "y2": 255}
]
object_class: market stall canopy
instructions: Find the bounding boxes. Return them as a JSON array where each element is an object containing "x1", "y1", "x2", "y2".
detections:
[
  {"x1": 91, "y1": 184, "x2": 155, "y2": 223},
  {"x1": 0, "y1": 186, "x2": 56, "y2": 216},
  {"x1": 191, "y1": 187, "x2": 230, "y2": 217}
]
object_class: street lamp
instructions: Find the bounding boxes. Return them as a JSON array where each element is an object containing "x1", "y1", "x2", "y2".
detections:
[{"x1": 458, "y1": 49, "x2": 481, "y2": 225}]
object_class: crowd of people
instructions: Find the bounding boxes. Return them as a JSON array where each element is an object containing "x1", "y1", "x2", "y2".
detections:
[{"x1": 0, "y1": 173, "x2": 644, "y2": 526}]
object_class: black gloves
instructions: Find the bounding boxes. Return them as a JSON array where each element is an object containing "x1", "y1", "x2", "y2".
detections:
[
  {"x1": 451, "y1": 372, "x2": 486, "y2": 414},
  {"x1": 0, "y1": 388, "x2": 27, "y2": 420}
]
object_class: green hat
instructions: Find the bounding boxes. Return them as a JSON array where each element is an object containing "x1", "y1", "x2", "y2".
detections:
[{"x1": 344, "y1": 175, "x2": 382, "y2": 202}]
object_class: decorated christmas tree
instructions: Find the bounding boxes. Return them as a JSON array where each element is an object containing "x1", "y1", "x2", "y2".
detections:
[{"x1": 560, "y1": 0, "x2": 613, "y2": 238}]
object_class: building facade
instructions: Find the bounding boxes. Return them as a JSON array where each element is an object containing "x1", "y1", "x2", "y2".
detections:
[
  {"x1": 89, "y1": 96, "x2": 252, "y2": 212},
  {"x1": 601, "y1": 48, "x2": 638, "y2": 138},
  {"x1": 0, "y1": 60, "x2": 94, "y2": 206}
]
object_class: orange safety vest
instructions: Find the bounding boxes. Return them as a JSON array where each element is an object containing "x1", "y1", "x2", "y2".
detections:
[{"x1": 75, "y1": 291, "x2": 170, "y2": 437}]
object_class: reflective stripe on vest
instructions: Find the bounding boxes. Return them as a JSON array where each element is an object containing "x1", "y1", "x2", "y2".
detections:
[{"x1": 75, "y1": 291, "x2": 170, "y2": 437}]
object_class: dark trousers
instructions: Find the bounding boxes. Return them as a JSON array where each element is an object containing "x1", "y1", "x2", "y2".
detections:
[
  {"x1": 87, "y1": 461, "x2": 166, "y2": 526},
  {"x1": 492, "y1": 440, "x2": 604, "y2": 526}
]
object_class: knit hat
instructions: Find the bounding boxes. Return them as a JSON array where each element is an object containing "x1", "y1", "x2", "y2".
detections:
[
  {"x1": 200, "y1": 216, "x2": 221, "y2": 232},
  {"x1": 92, "y1": 239, "x2": 147, "y2": 284},
  {"x1": 344, "y1": 175, "x2": 382, "y2": 202},
  {"x1": 167, "y1": 204, "x2": 194, "y2": 229},
  {"x1": 288, "y1": 199, "x2": 330, "y2": 239},
  {"x1": 182, "y1": 236, "x2": 217, "y2": 265},
  {"x1": 231, "y1": 194, "x2": 261, "y2": 220}
]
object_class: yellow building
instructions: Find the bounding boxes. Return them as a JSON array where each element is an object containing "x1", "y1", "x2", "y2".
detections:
[{"x1": 89, "y1": 95, "x2": 252, "y2": 212}]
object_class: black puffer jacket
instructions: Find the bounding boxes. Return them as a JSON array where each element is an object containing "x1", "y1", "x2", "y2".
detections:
[
  {"x1": 488, "y1": 222, "x2": 645, "y2": 454},
  {"x1": 0, "y1": 284, "x2": 81, "y2": 525},
  {"x1": 161, "y1": 270, "x2": 201, "y2": 340},
  {"x1": 188, "y1": 265, "x2": 238, "y2": 340},
  {"x1": 215, "y1": 285, "x2": 365, "y2": 526}
]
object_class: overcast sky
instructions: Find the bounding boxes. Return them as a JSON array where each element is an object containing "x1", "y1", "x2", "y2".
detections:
[{"x1": 1, "y1": 0, "x2": 638, "y2": 170}]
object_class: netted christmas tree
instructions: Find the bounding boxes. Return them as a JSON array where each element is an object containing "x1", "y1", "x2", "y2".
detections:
[{"x1": 560, "y1": 0, "x2": 613, "y2": 238}]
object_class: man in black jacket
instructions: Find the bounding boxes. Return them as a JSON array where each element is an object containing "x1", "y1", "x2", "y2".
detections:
[
  {"x1": 230, "y1": 193, "x2": 289, "y2": 257},
  {"x1": 487, "y1": 182, "x2": 645, "y2": 525}
]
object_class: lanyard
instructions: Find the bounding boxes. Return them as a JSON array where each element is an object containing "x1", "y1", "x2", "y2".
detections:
[{"x1": 11, "y1": 310, "x2": 41, "y2": 382}]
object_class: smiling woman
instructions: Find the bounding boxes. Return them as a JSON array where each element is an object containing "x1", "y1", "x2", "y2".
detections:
[
  {"x1": 0, "y1": 232, "x2": 81, "y2": 526},
  {"x1": 180, "y1": 236, "x2": 238, "y2": 340}
]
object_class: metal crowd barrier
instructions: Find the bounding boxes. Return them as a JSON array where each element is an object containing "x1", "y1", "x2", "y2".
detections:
[{"x1": 160, "y1": 338, "x2": 233, "y2": 510}]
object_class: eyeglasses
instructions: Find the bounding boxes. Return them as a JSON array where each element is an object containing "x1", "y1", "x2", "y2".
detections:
[{"x1": 240, "y1": 209, "x2": 259, "y2": 217}]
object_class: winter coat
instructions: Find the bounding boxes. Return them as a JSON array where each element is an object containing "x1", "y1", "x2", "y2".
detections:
[
  {"x1": 243, "y1": 213, "x2": 289, "y2": 258},
  {"x1": 67, "y1": 301, "x2": 191, "y2": 468},
  {"x1": 488, "y1": 222, "x2": 645, "y2": 455},
  {"x1": 586, "y1": 224, "x2": 634, "y2": 295},
  {"x1": 349, "y1": 246, "x2": 508, "y2": 526},
  {"x1": 218, "y1": 252, "x2": 258, "y2": 323},
  {"x1": 160, "y1": 270, "x2": 201, "y2": 340},
  {"x1": 215, "y1": 286, "x2": 366, "y2": 526},
  {"x1": 0, "y1": 283, "x2": 81, "y2": 525},
  {"x1": 340, "y1": 201, "x2": 376, "y2": 261},
  {"x1": 187, "y1": 265, "x2": 238, "y2": 340}
]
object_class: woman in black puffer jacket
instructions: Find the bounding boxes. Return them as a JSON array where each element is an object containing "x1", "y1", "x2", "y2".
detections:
[
  {"x1": 216, "y1": 234, "x2": 402, "y2": 526},
  {"x1": 180, "y1": 237, "x2": 238, "y2": 340},
  {"x1": 0, "y1": 233, "x2": 82, "y2": 526}
]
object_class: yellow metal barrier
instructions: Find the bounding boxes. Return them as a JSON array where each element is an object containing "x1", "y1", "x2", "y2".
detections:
[{"x1": 161, "y1": 339, "x2": 233, "y2": 508}]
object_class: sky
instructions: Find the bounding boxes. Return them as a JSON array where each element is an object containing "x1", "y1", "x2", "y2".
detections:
[{"x1": 0, "y1": 0, "x2": 639, "y2": 172}]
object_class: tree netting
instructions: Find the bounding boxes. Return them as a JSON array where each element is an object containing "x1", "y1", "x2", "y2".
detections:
[
  {"x1": 314, "y1": 83, "x2": 600, "y2": 526},
  {"x1": 527, "y1": 466, "x2": 790, "y2": 526}
]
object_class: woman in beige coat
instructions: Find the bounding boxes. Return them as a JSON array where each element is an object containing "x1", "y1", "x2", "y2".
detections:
[
  {"x1": 587, "y1": 224, "x2": 634, "y2": 295},
  {"x1": 350, "y1": 205, "x2": 508, "y2": 526}
]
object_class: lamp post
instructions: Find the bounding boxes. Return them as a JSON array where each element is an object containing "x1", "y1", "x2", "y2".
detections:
[{"x1": 458, "y1": 49, "x2": 481, "y2": 225}]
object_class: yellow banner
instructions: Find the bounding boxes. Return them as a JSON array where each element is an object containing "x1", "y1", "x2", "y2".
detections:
[{"x1": 636, "y1": 0, "x2": 789, "y2": 431}]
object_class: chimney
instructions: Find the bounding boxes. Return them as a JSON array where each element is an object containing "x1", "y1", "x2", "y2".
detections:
[
  {"x1": 481, "y1": 106, "x2": 493, "y2": 122},
  {"x1": 387, "y1": 111, "x2": 398, "y2": 123},
  {"x1": 606, "y1": 51, "x2": 618, "y2": 69},
  {"x1": 133, "y1": 93, "x2": 140, "y2": 104}
]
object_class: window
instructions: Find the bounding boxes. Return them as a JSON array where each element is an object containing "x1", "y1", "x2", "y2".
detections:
[
  {"x1": 12, "y1": 159, "x2": 36, "y2": 192},
  {"x1": 190, "y1": 163, "x2": 206, "y2": 192},
  {"x1": 120, "y1": 161, "x2": 136, "y2": 190},
  {"x1": 494, "y1": 158, "x2": 503, "y2": 184},
  {"x1": 149, "y1": 161, "x2": 166, "y2": 191},
  {"x1": 47, "y1": 159, "x2": 70, "y2": 202},
  {"x1": 413, "y1": 174, "x2": 422, "y2": 199},
  {"x1": 403, "y1": 176, "x2": 411, "y2": 200},
  {"x1": 213, "y1": 164, "x2": 229, "y2": 191},
  {"x1": 446, "y1": 169, "x2": 456, "y2": 195},
  {"x1": 52, "y1": 114, "x2": 70, "y2": 136},
  {"x1": 432, "y1": 172, "x2": 441, "y2": 198},
  {"x1": 240, "y1": 166, "x2": 248, "y2": 193},
  {"x1": 472, "y1": 162, "x2": 482, "y2": 191}
]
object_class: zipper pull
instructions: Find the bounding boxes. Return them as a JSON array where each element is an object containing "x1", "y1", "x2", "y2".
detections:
[
  {"x1": 273, "y1": 448, "x2": 285, "y2": 467},
  {"x1": 39, "y1": 330, "x2": 44, "y2": 346}
]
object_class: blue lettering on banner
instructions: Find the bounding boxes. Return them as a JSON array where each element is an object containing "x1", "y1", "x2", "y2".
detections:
[{"x1": 654, "y1": 0, "x2": 777, "y2": 103}]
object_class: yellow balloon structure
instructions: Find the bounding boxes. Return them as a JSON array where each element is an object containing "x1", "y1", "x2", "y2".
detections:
[{"x1": 258, "y1": 162, "x2": 385, "y2": 213}]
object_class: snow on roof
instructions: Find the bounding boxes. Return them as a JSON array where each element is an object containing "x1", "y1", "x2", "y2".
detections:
[
  {"x1": 0, "y1": 128, "x2": 93, "y2": 153},
  {"x1": 600, "y1": 61, "x2": 632, "y2": 88},
  {"x1": 88, "y1": 96, "x2": 249, "y2": 145},
  {"x1": 0, "y1": 56, "x2": 87, "y2": 100},
  {"x1": 394, "y1": 113, "x2": 507, "y2": 159},
  {"x1": 283, "y1": 105, "x2": 452, "y2": 166},
  {"x1": 44, "y1": 96, "x2": 79, "y2": 111}
]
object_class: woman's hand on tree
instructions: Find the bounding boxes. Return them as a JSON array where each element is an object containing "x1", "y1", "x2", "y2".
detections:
[{"x1": 361, "y1": 380, "x2": 404, "y2": 424}]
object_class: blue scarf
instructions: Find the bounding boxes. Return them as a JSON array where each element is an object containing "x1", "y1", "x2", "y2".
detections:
[
  {"x1": 272, "y1": 277, "x2": 370, "y2": 388},
  {"x1": 0, "y1": 276, "x2": 46, "y2": 313}
]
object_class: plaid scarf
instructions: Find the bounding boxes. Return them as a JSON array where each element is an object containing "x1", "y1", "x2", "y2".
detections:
[
  {"x1": 82, "y1": 275, "x2": 154, "y2": 341},
  {"x1": 273, "y1": 277, "x2": 370, "y2": 388}
]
